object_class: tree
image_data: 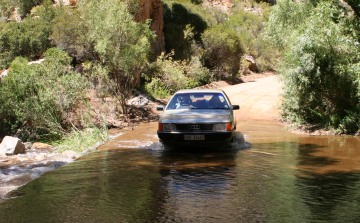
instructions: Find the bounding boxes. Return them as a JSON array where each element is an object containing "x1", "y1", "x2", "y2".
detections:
[
  {"x1": 267, "y1": 0, "x2": 360, "y2": 133},
  {"x1": 50, "y1": 7, "x2": 93, "y2": 61},
  {"x1": 80, "y1": 0, "x2": 155, "y2": 119}
]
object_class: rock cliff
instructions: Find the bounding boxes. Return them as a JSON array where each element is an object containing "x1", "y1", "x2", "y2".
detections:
[{"x1": 135, "y1": 0, "x2": 165, "y2": 54}]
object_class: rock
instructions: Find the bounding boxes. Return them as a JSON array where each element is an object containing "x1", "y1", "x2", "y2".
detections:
[
  {"x1": 135, "y1": 0, "x2": 165, "y2": 55},
  {"x1": 0, "y1": 69, "x2": 8, "y2": 81},
  {"x1": 61, "y1": 150, "x2": 79, "y2": 160},
  {"x1": 0, "y1": 136, "x2": 26, "y2": 156},
  {"x1": 24, "y1": 142, "x2": 33, "y2": 150},
  {"x1": 243, "y1": 54, "x2": 259, "y2": 73},
  {"x1": 54, "y1": 0, "x2": 77, "y2": 6},
  {"x1": 31, "y1": 142, "x2": 53, "y2": 152},
  {"x1": 126, "y1": 95, "x2": 149, "y2": 107}
]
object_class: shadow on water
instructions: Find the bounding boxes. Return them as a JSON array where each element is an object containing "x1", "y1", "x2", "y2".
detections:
[{"x1": 293, "y1": 142, "x2": 360, "y2": 222}]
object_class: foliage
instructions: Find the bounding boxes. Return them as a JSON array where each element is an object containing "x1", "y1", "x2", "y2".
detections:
[
  {"x1": 265, "y1": 0, "x2": 312, "y2": 49},
  {"x1": 0, "y1": 0, "x2": 57, "y2": 70},
  {"x1": 202, "y1": 25, "x2": 243, "y2": 81},
  {"x1": 163, "y1": 0, "x2": 221, "y2": 59},
  {"x1": 144, "y1": 53, "x2": 211, "y2": 98},
  {"x1": 50, "y1": 7, "x2": 92, "y2": 61},
  {"x1": 0, "y1": 48, "x2": 89, "y2": 140},
  {"x1": 0, "y1": 17, "x2": 51, "y2": 69},
  {"x1": 17, "y1": 0, "x2": 44, "y2": 17},
  {"x1": 223, "y1": 6, "x2": 277, "y2": 72},
  {"x1": 267, "y1": 0, "x2": 360, "y2": 133},
  {"x1": 0, "y1": 0, "x2": 14, "y2": 18},
  {"x1": 54, "y1": 127, "x2": 108, "y2": 152},
  {"x1": 80, "y1": 0, "x2": 155, "y2": 118}
]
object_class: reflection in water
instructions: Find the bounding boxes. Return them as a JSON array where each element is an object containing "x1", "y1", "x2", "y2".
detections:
[{"x1": 0, "y1": 121, "x2": 359, "y2": 222}]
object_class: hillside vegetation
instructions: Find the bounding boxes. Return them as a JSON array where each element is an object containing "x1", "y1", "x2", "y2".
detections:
[
  {"x1": 0, "y1": 0, "x2": 359, "y2": 143},
  {"x1": 266, "y1": 0, "x2": 360, "y2": 134}
]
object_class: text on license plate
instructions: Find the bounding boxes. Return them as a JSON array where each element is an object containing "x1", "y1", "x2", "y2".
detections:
[{"x1": 184, "y1": 135, "x2": 205, "y2": 141}]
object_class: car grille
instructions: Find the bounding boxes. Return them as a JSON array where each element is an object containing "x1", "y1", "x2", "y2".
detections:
[{"x1": 175, "y1": 124, "x2": 213, "y2": 132}]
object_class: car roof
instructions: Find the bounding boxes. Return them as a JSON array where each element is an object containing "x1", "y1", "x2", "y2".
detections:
[{"x1": 175, "y1": 89, "x2": 225, "y2": 94}]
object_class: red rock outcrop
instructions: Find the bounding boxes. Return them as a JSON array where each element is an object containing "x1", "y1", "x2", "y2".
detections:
[{"x1": 135, "y1": 0, "x2": 165, "y2": 55}]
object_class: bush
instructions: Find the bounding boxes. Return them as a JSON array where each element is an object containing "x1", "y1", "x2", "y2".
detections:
[
  {"x1": 54, "y1": 127, "x2": 108, "y2": 152},
  {"x1": 163, "y1": 0, "x2": 222, "y2": 59},
  {"x1": 202, "y1": 25, "x2": 243, "y2": 80},
  {"x1": 50, "y1": 7, "x2": 92, "y2": 61},
  {"x1": 225, "y1": 7, "x2": 278, "y2": 72},
  {"x1": 17, "y1": 0, "x2": 44, "y2": 17},
  {"x1": 0, "y1": 0, "x2": 15, "y2": 19},
  {"x1": 144, "y1": 53, "x2": 211, "y2": 98},
  {"x1": 0, "y1": 16, "x2": 51, "y2": 69},
  {"x1": 269, "y1": 1, "x2": 360, "y2": 133},
  {"x1": 0, "y1": 48, "x2": 89, "y2": 140}
]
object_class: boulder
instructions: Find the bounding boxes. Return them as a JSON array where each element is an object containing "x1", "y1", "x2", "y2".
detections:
[
  {"x1": 31, "y1": 142, "x2": 53, "y2": 152},
  {"x1": 0, "y1": 69, "x2": 8, "y2": 81},
  {"x1": 0, "y1": 136, "x2": 26, "y2": 156},
  {"x1": 243, "y1": 54, "x2": 259, "y2": 73}
]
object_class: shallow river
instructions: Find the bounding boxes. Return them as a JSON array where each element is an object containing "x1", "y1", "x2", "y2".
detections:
[{"x1": 0, "y1": 121, "x2": 359, "y2": 223}]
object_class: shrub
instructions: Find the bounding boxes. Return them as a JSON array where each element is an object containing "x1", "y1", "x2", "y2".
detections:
[
  {"x1": 0, "y1": 0, "x2": 14, "y2": 19},
  {"x1": 54, "y1": 127, "x2": 108, "y2": 153},
  {"x1": 224, "y1": 7, "x2": 278, "y2": 72},
  {"x1": 270, "y1": 1, "x2": 360, "y2": 133},
  {"x1": 144, "y1": 78, "x2": 171, "y2": 99},
  {"x1": 163, "y1": 0, "x2": 222, "y2": 59},
  {"x1": 0, "y1": 48, "x2": 89, "y2": 140},
  {"x1": 144, "y1": 53, "x2": 211, "y2": 98},
  {"x1": 50, "y1": 7, "x2": 92, "y2": 61},
  {"x1": 0, "y1": 16, "x2": 51, "y2": 69},
  {"x1": 17, "y1": 0, "x2": 44, "y2": 17},
  {"x1": 201, "y1": 25, "x2": 243, "y2": 81}
]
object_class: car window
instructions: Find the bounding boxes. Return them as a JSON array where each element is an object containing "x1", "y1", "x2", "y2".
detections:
[{"x1": 166, "y1": 93, "x2": 230, "y2": 110}]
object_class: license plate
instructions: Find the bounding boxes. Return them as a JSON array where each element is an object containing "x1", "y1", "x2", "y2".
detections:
[{"x1": 184, "y1": 135, "x2": 205, "y2": 141}]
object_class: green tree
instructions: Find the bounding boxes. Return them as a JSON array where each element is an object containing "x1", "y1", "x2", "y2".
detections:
[
  {"x1": 267, "y1": 0, "x2": 360, "y2": 133},
  {"x1": 163, "y1": 2, "x2": 208, "y2": 60},
  {"x1": 50, "y1": 7, "x2": 92, "y2": 61},
  {"x1": 80, "y1": 0, "x2": 155, "y2": 119}
]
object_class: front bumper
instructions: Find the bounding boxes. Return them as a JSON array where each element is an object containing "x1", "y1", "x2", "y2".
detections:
[{"x1": 157, "y1": 131, "x2": 233, "y2": 147}]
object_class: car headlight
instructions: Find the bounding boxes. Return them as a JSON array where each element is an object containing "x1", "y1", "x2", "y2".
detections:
[
  {"x1": 213, "y1": 123, "x2": 232, "y2": 131},
  {"x1": 159, "y1": 123, "x2": 176, "y2": 132}
]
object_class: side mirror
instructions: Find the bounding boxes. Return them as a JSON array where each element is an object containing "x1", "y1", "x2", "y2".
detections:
[
  {"x1": 231, "y1": 105, "x2": 240, "y2": 110},
  {"x1": 156, "y1": 105, "x2": 165, "y2": 111}
]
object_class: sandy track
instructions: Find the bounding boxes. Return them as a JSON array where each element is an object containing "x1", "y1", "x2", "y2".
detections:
[{"x1": 221, "y1": 75, "x2": 282, "y2": 122}]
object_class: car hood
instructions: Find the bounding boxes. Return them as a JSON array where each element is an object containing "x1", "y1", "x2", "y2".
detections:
[{"x1": 159, "y1": 109, "x2": 232, "y2": 123}]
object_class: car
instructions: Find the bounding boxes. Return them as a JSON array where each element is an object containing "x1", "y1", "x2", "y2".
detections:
[{"x1": 157, "y1": 89, "x2": 240, "y2": 148}]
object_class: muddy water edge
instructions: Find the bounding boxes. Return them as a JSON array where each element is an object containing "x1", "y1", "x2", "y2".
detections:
[{"x1": 0, "y1": 121, "x2": 359, "y2": 222}]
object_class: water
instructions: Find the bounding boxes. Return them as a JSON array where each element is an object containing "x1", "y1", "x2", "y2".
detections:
[{"x1": 0, "y1": 122, "x2": 359, "y2": 222}]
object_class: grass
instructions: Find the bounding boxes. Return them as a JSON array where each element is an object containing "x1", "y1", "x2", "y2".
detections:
[{"x1": 53, "y1": 127, "x2": 108, "y2": 153}]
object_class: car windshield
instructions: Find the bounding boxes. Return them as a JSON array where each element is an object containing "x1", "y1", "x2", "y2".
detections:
[{"x1": 166, "y1": 92, "x2": 230, "y2": 110}]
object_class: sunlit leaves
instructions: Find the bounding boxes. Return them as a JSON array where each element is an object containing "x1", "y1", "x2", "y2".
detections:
[{"x1": 267, "y1": 0, "x2": 360, "y2": 133}]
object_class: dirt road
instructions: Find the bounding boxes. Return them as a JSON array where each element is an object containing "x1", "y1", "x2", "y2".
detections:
[{"x1": 222, "y1": 75, "x2": 282, "y2": 122}]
